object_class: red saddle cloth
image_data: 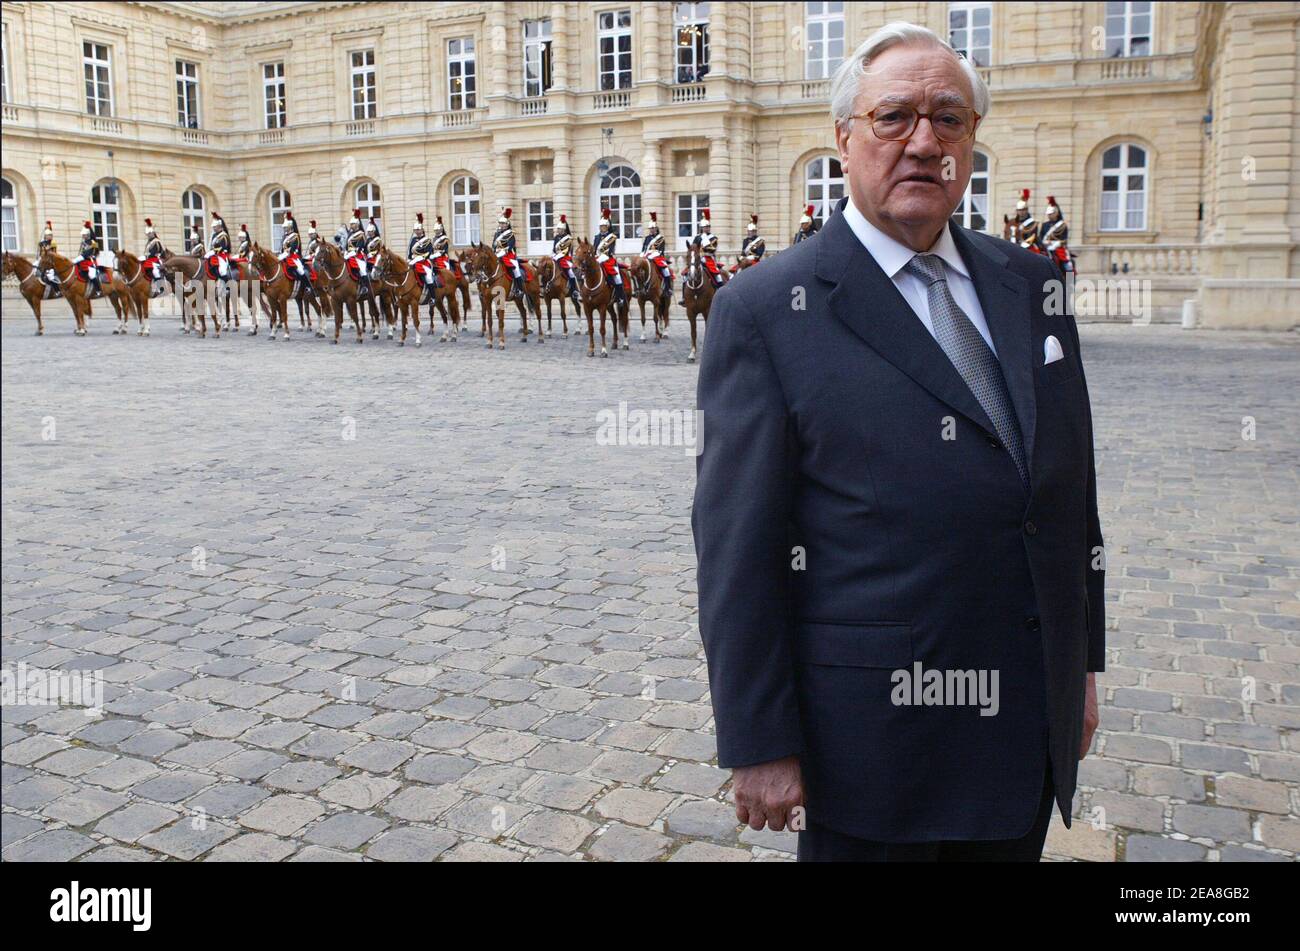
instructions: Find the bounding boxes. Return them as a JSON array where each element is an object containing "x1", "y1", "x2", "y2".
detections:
[
  {"x1": 76, "y1": 260, "x2": 113, "y2": 283},
  {"x1": 204, "y1": 254, "x2": 231, "y2": 280},
  {"x1": 345, "y1": 253, "x2": 372, "y2": 281},
  {"x1": 284, "y1": 255, "x2": 317, "y2": 281},
  {"x1": 142, "y1": 256, "x2": 162, "y2": 271},
  {"x1": 700, "y1": 255, "x2": 721, "y2": 275},
  {"x1": 600, "y1": 257, "x2": 619, "y2": 277},
  {"x1": 554, "y1": 255, "x2": 574, "y2": 270},
  {"x1": 648, "y1": 255, "x2": 671, "y2": 275},
  {"x1": 413, "y1": 259, "x2": 436, "y2": 277},
  {"x1": 432, "y1": 254, "x2": 463, "y2": 276}
]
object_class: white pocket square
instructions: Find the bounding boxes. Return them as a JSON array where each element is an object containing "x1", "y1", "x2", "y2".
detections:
[{"x1": 1043, "y1": 335, "x2": 1065, "y2": 365}]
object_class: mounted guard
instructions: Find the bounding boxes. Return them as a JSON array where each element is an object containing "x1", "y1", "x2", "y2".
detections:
[
  {"x1": 279, "y1": 212, "x2": 315, "y2": 301},
  {"x1": 1041, "y1": 195, "x2": 1074, "y2": 274},
  {"x1": 595, "y1": 207, "x2": 626, "y2": 306},
  {"x1": 691, "y1": 208, "x2": 723, "y2": 288},
  {"x1": 731, "y1": 214, "x2": 765, "y2": 272},
  {"x1": 429, "y1": 215, "x2": 462, "y2": 278},
  {"x1": 408, "y1": 212, "x2": 442, "y2": 303},
  {"x1": 235, "y1": 223, "x2": 252, "y2": 261},
  {"x1": 208, "y1": 211, "x2": 233, "y2": 283},
  {"x1": 74, "y1": 220, "x2": 104, "y2": 299},
  {"x1": 142, "y1": 217, "x2": 167, "y2": 290},
  {"x1": 1005, "y1": 188, "x2": 1043, "y2": 254},
  {"x1": 344, "y1": 208, "x2": 373, "y2": 300},
  {"x1": 552, "y1": 214, "x2": 582, "y2": 306},
  {"x1": 792, "y1": 204, "x2": 817, "y2": 244},
  {"x1": 189, "y1": 227, "x2": 206, "y2": 259},
  {"x1": 365, "y1": 216, "x2": 382, "y2": 260},
  {"x1": 493, "y1": 207, "x2": 527, "y2": 302},
  {"x1": 639, "y1": 211, "x2": 672, "y2": 297},
  {"x1": 38, "y1": 221, "x2": 60, "y2": 290}
]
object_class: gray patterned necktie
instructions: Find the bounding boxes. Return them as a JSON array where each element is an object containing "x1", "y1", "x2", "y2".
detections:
[{"x1": 903, "y1": 254, "x2": 1028, "y2": 487}]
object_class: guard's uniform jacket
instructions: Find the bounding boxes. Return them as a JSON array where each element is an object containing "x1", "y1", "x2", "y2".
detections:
[
  {"x1": 640, "y1": 229, "x2": 673, "y2": 288},
  {"x1": 1041, "y1": 217, "x2": 1072, "y2": 273},
  {"x1": 740, "y1": 232, "x2": 765, "y2": 262},
  {"x1": 792, "y1": 225, "x2": 816, "y2": 244},
  {"x1": 236, "y1": 230, "x2": 251, "y2": 259},
  {"x1": 1016, "y1": 214, "x2": 1041, "y2": 252}
]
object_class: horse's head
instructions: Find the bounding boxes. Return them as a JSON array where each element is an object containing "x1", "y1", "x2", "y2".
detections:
[{"x1": 0, "y1": 252, "x2": 13, "y2": 277}]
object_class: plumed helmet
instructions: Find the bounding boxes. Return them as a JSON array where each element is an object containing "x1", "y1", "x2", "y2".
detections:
[
  {"x1": 144, "y1": 217, "x2": 155, "y2": 234},
  {"x1": 498, "y1": 207, "x2": 512, "y2": 225},
  {"x1": 646, "y1": 210, "x2": 658, "y2": 230},
  {"x1": 44, "y1": 220, "x2": 54, "y2": 237},
  {"x1": 349, "y1": 208, "x2": 360, "y2": 227},
  {"x1": 190, "y1": 227, "x2": 200, "y2": 241},
  {"x1": 1016, "y1": 188, "x2": 1031, "y2": 212},
  {"x1": 366, "y1": 216, "x2": 377, "y2": 234},
  {"x1": 557, "y1": 214, "x2": 570, "y2": 235},
  {"x1": 1045, "y1": 195, "x2": 1061, "y2": 218},
  {"x1": 599, "y1": 207, "x2": 611, "y2": 228},
  {"x1": 434, "y1": 215, "x2": 445, "y2": 233},
  {"x1": 698, "y1": 208, "x2": 711, "y2": 229},
  {"x1": 414, "y1": 212, "x2": 424, "y2": 232},
  {"x1": 747, "y1": 214, "x2": 758, "y2": 232},
  {"x1": 800, "y1": 204, "x2": 815, "y2": 226},
  {"x1": 308, "y1": 219, "x2": 318, "y2": 235},
  {"x1": 82, "y1": 220, "x2": 93, "y2": 235}
]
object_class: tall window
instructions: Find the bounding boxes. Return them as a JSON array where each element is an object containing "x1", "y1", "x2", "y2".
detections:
[
  {"x1": 673, "y1": 3, "x2": 711, "y2": 84},
  {"x1": 675, "y1": 192, "x2": 709, "y2": 251},
  {"x1": 451, "y1": 175, "x2": 480, "y2": 245},
  {"x1": 527, "y1": 200, "x2": 554, "y2": 252},
  {"x1": 176, "y1": 60, "x2": 200, "y2": 128},
  {"x1": 805, "y1": 156, "x2": 843, "y2": 228},
  {"x1": 597, "y1": 10, "x2": 632, "y2": 91},
  {"x1": 597, "y1": 164, "x2": 641, "y2": 247},
  {"x1": 182, "y1": 188, "x2": 206, "y2": 252},
  {"x1": 1105, "y1": 2, "x2": 1152, "y2": 57},
  {"x1": 90, "y1": 182, "x2": 121, "y2": 252},
  {"x1": 1100, "y1": 144, "x2": 1147, "y2": 231},
  {"x1": 356, "y1": 182, "x2": 381, "y2": 224},
  {"x1": 268, "y1": 188, "x2": 292, "y2": 250},
  {"x1": 949, "y1": 3, "x2": 992, "y2": 67},
  {"x1": 2, "y1": 25, "x2": 10, "y2": 104},
  {"x1": 263, "y1": 62, "x2": 286, "y2": 129},
  {"x1": 1, "y1": 177, "x2": 18, "y2": 252},
  {"x1": 804, "y1": 2, "x2": 844, "y2": 80},
  {"x1": 83, "y1": 41, "x2": 113, "y2": 116},
  {"x1": 523, "y1": 20, "x2": 553, "y2": 98},
  {"x1": 350, "y1": 49, "x2": 376, "y2": 119},
  {"x1": 447, "y1": 37, "x2": 476, "y2": 110},
  {"x1": 952, "y1": 151, "x2": 990, "y2": 232}
]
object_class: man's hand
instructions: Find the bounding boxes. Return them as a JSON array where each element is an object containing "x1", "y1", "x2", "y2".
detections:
[
  {"x1": 1079, "y1": 672, "x2": 1099, "y2": 759},
  {"x1": 731, "y1": 755, "x2": 804, "y2": 832}
]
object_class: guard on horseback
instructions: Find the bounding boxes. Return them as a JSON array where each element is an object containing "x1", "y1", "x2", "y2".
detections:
[
  {"x1": 595, "y1": 207, "x2": 626, "y2": 306},
  {"x1": 143, "y1": 217, "x2": 167, "y2": 292},
  {"x1": 38, "y1": 221, "x2": 60, "y2": 290},
  {"x1": 1041, "y1": 195, "x2": 1074, "y2": 274},
  {"x1": 408, "y1": 212, "x2": 442, "y2": 304},
  {"x1": 208, "y1": 211, "x2": 233, "y2": 284},
  {"x1": 493, "y1": 207, "x2": 527, "y2": 302},
  {"x1": 1010, "y1": 189, "x2": 1042, "y2": 254},
  {"x1": 552, "y1": 214, "x2": 582, "y2": 307},
  {"x1": 74, "y1": 220, "x2": 104, "y2": 299},
  {"x1": 792, "y1": 204, "x2": 817, "y2": 244},
  {"x1": 365, "y1": 216, "x2": 382, "y2": 260},
  {"x1": 236, "y1": 223, "x2": 252, "y2": 261},
  {"x1": 344, "y1": 208, "x2": 373, "y2": 300},
  {"x1": 430, "y1": 215, "x2": 461, "y2": 279},
  {"x1": 731, "y1": 214, "x2": 765, "y2": 272},
  {"x1": 640, "y1": 211, "x2": 672, "y2": 298},
  {"x1": 279, "y1": 212, "x2": 315, "y2": 302},
  {"x1": 691, "y1": 209, "x2": 724, "y2": 288},
  {"x1": 189, "y1": 227, "x2": 206, "y2": 258}
]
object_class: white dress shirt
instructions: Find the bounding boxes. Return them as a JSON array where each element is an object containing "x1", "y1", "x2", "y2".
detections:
[{"x1": 842, "y1": 197, "x2": 998, "y2": 355}]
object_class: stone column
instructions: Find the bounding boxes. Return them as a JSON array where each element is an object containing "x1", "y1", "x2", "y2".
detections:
[
  {"x1": 493, "y1": 147, "x2": 514, "y2": 222},
  {"x1": 488, "y1": 3, "x2": 509, "y2": 101},
  {"x1": 643, "y1": 1, "x2": 662, "y2": 85},
  {"x1": 710, "y1": 0, "x2": 728, "y2": 79},
  {"x1": 641, "y1": 137, "x2": 665, "y2": 232},
  {"x1": 708, "y1": 132, "x2": 732, "y2": 252},
  {"x1": 550, "y1": 1, "x2": 569, "y2": 92},
  {"x1": 553, "y1": 144, "x2": 574, "y2": 227}
]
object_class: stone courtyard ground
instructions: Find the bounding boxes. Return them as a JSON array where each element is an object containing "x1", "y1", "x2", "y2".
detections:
[{"x1": 1, "y1": 303, "x2": 1296, "y2": 861}]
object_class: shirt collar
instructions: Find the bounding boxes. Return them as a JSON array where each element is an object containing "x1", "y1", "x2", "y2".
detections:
[{"x1": 843, "y1": 195, "x2": 971, "y2": 281}]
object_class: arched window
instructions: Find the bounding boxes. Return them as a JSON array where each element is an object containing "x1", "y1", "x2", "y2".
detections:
[
  {"x1": 952, "y1": 150, "x2": 990, "y2": 232},
  {"x1": 356, "y1": 182, "x2": 381, "y2": 225},
  {"x1": 90, "y1": 181, "x2": 121, "y2": 252},
  {"x1": 596, "y1": 163, "x2": 641, "y2": 251},
  {"x1": 805, "y1": 156, "x2": 843, "y2": 228},
  {"x1": 181, "y1": 188, "x2": 206, "y2": 252},
  {"x1": 451, "y1": 175, "x2": 480, "y2": 245},
  {"x1": 268, "y1": 188, "x2": 292, "y2": 251},
  {"x1": 1, "y1": 177, "x2": 18, "y2": 252},
  {"x1": 1100, "y1": 144, "x2": 1147, "y2": 231}
]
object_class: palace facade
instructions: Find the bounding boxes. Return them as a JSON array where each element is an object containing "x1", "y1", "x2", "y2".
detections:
[{"x1": 2, "y1": 1, "x2": 1297, "y2": 326}]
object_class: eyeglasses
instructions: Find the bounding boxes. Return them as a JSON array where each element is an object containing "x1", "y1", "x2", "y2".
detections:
[{"x1": 851, "y1": 104, "x2": 981, "y2": 143}]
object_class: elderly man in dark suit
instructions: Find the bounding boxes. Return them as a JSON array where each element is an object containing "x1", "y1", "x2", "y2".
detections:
[{"x1": 692, "y1": 22, "x2": 1105, "y2": 861}]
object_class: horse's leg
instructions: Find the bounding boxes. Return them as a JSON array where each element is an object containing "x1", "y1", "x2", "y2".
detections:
[
  {"x1": 332, "y1": 297, "x2": 343, "y2": 344},
  {"x1": 688, "y1": 309, "x2": 698, "y2": 363},
  {"x1": 351, "y1": 298, "x2": 363, "y2": 343},
  {"x1": 31, "y1": 292, "x2": 44, "y2": 336},
  {"x1": 599, "y1": 304, "x2": 609, "y2": 358}
]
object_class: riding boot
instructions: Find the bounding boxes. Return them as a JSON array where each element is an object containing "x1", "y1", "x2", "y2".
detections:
[
  {"x1": 568, "y1": 277, "x2": 581, "y2": 307},
  {"x1": 614, "y1": 282, "x2": 627, "y2": 307},
  {"x1": 90, "y1": 276, "x2": 103, "y2": 300},
  {"x1": 512, "y1": 274, "x2": 524, "y2": 301}
]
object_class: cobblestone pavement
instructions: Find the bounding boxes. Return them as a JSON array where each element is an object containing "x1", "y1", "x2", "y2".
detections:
[{"x1": 1, "y1": 310, "x2": 1297, "y2": 862}]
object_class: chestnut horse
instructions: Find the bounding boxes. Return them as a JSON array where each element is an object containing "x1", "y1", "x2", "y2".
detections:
[
  {"x1": 311, "y1": 241, "x2": 366, "y2": 344},
  {"x1": 113, "y1": 248, "x2": 173, "y2": 336},
  {"x1": 2, "y1": 252, "x2": 51, "y2": 335},
  {"x1": 247, "y1": 242, "x2": 329, "y2": 341},
  {"x1": 462, "y1": 243, "x2": 543, "y2": 349},
  {"x1": 628, "y1": 256, "x2": 670, "y2": 344},
  {"x1": 37, "y1": 249, "x2": 132, "y2": 336},
  {"x1": 158, "y1": 254, "x2": 255, "y2": 337},
  {"x1": 681, "y1": 241, "x2": 725, "y2": 363},
  {"x1": 373, "y1": 247, "x2": 442, "y2": 346},
  {"x1": 571, "y1": 237, "x2": 631, "y2": 357},
  {"x1": 536, "y1": 258, "x2": 575, "y2": 337}
]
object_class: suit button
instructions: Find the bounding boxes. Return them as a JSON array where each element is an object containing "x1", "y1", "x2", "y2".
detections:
[
  {"x1": 1024, "y1": 521, "x2": 1038, "y2": 536},
  {"x1": 986, "y1": 435, "x2": 1002, "y2": 449},
  {"x1": 1026, "y1": 616, "x2": 1041, "y2": 632}
]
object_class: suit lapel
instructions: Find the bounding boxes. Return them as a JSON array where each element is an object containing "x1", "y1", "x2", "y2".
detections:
[
  {"x1": 951, "y1": 226, "x2": 1038, "y2": 478},
  {"x1": 817, "y1": 207, "x2": 996, "y2": 438}
]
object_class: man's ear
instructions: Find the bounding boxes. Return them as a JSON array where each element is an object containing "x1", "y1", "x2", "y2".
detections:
[{"x1": 834, "y1": 119, "x2": 853, "y2": 177}]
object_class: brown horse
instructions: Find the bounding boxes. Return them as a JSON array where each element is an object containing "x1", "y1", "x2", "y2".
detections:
[
  {"x1": 462, "y1": 243, "x2": 543, "y2": 349},
  {"x1": 571, "y1": 237, "x2": 632, "y2": 357},
  {"x1": 113, "y1": 249, "x2": 173, "y2": 336},
  {"x1": 157, "y1": 253, "x2": 254, "y2": 337},
  {"x1": 681, "y1": 242, "x2": 725, "y2": 362},
  {"x1": 371, "y1": 246, "x2": 425, "y2": 346},
  {"x1": 2, "y1": 252, "x2": 52, "y2": 335},
  {"x1": 38, "y1": 249, "x2": 132, "y2": 336},
  {"x1": 311, "y1": 241, "x2": 366, "y2": 343},
  {"x1": 248, "y1": 242, "x2": 328, "y2": 341},
  {"x1": 628, "y1": 256, "x2": 671, "y2": 344},
  {"x1": 536, "y1": 258, "x2": 576, "y2": 337},
  {"x1": 382, "y1": 249, "x2": 464, "y2": 343}
]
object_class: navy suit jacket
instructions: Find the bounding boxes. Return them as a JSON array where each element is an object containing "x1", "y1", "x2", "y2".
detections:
[{"x1": 692, "y1": 198, "x2": 1105, "y2": 842}]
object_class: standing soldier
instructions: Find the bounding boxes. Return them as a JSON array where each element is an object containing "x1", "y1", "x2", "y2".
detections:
[
  {"x1": 344, "y1": 208, "x2": 372, "y2": 299},
  {"x1": 731, "y1": 214, "x2": 765, "y2": 272},
  {"x1": 552, "y1": 214, "x2": 582, "y2": 307},
  {"x1": 691, "y1": 208, "x2": 723, "y2": 289},
  {"x1": 493, "y1": 207, "x2": 526, "y2": 302},
  {"x1": 408, "y1": 212, "x2": 442, "y2": 302},
  {"x1": 639, "y1": 211, "x2": 672, "y2": 299},
  {"x1": 39, "y1": 221, "x2": 58, "y2": 286},
  {"x1": 1041, "y1": 195, "x2": 1073, "y2": 274},
  {"x1": 209, "y1": 211, "x2": 232, "y2": 281},
  {"x1": 595, "y1": 207, "x2": 626, "y2": 306},
  {"x1": 143, "y1": 217, "x2": 167, "y2": 288},
  {"x1": 792, "y1": 204, "x2": 817, "y2": 244},
  {"x1": 74, "y1": 220, "x2": 104, "y2": 299}
]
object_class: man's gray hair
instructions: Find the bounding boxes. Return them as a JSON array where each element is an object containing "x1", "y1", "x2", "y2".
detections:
[{"x1": 829, "y1": 22, "x2": 991, "y2": 131}]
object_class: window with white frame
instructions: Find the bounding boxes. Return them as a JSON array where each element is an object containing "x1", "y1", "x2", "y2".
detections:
[
  {"x1": 673, "y1": 3, "x2": 710, "y2": 84},
  {"x1": 2, "y1": 25, "x2": 10, "y2": 104},
  {"x1": 356, "y1": 182, "x2": 381, "y2": 225},
  {"x1": 350, "y1": 49, "x2": 376, "y2": 119},
  {"x1": 268, "y1": 188, "x2": 292, "y2": 250},
  {"x1": 1, "y1": 177, "x2": 18, "y2": 252},
  {"x1": 263, "y1": 62, "x2": 286, "y2": 129},
  {"x1": 1100, "y1": 143, "x2": 1147, "y2": 231},
  {"x1": 597, "y1": 10, "x2": 632, "y2": 91},
  {"x1": 83, "y1": 41, "x2": 113, "y2": 116},
  {"x1": 675, "y1": 193, "x2": 709, "y2": 251},
  {"x1": 596, "y1": 164, "x2": 641, "y2": 249},
  {"x1": 90, "y1": 182, "x2": 121, "y2": 252},
  {"x1": 447, "y1": 37, "x2": 476, "y2": 110},
  {"x1": 804, "y1": 2, "x2": 844, "y2": 80},
  {"x1": 182, "y1": 188, "x2": 206, "y2": 252},
  {"x1": 1105, "y1": 1, "x2": 1152, "y2": 58},
  {"x1": 951, "y1": 150, "x2": 990, "y2": 232},
  {"x1": 949, "y1": 3, "x2": 992, "y2": 68},
  {"x1": 523, "y1": 20, "x2": 552, "y2": 98},
  {"x1": 805, "y1": 156, "x2": 843, "y2": 228},
  {"x1": 526, "y1": 200, "x2": 554, "y2": 253},
  {"x1": 451, "y1": 175, "x2": 480, "y2": 246},
  {"x1": 176, "y1": 60, "x2": 200, "y2": 128}
]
